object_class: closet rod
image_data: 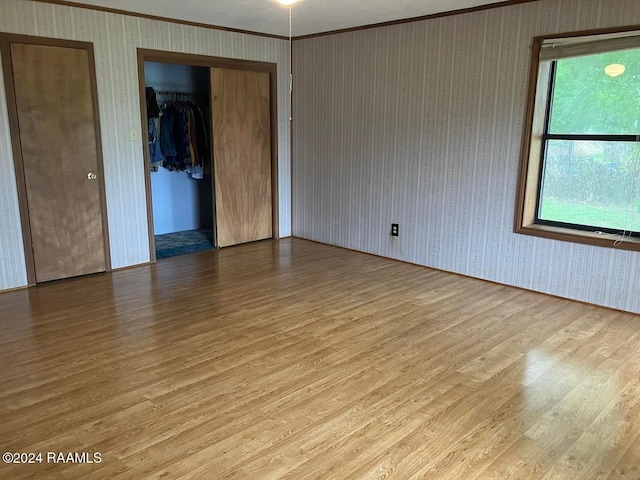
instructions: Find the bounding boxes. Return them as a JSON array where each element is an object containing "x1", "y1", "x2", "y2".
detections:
[{"x1": 155, "y1": 91, "x2": 207, "y2": 97}]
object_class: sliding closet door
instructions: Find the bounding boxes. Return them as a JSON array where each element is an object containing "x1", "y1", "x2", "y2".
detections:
[
  {"x1": 211, "y1": 68, "x2": 272, "y2": 247},
  {"x1": 8, "y1": 40, "x2": 108, "y2": 282}
]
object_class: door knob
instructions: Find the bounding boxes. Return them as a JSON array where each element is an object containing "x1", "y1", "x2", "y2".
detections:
[{"x1": 87, "y1": 173, "x2": 98, "y2": 180}]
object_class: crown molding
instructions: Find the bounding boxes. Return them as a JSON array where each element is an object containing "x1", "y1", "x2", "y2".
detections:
[
  {"x1": 294, "y1": 0, "x2": 543, "y2": 40},
  {"x1": 28, "y1": 0, "x2": 290, "y2": 41}
]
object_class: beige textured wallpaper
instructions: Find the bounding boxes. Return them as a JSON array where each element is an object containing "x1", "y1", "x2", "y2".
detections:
[{"x1": 293, "y1": 0, "x2": 640, "y2": 313}]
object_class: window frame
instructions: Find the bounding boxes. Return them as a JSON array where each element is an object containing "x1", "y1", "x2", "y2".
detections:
[{"x1": 515, "y1": 26, "x2": 640, "y2": 252}]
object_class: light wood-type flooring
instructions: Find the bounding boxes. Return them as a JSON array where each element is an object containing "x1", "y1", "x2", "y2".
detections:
[{"x1": 1, "y1": 238, "x2": 640, "y2": 479}]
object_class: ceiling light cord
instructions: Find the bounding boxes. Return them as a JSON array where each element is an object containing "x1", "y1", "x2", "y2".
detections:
[{"x1": 289, "y1": 5, "x2": 293, "y2": 121}]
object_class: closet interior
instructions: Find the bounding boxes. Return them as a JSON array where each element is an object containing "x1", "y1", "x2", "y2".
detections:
[
  {"x1": 144, "y1": 61, "x2": 216, "y2": 259},
  {"x1": 141, "y1": 51, "x2": 277, "y2": 262}
]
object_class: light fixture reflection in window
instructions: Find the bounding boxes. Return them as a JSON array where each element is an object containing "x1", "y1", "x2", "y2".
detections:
[{"x1": 605, "y1": 63, "x2": 626, "y2": 77}]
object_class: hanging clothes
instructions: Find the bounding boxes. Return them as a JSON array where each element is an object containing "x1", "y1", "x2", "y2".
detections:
[
  {"x1": 148, "y1": 117, "x2": 164, "y2": 169},
  {"x1": 157, "y1": 99, "x2": 210, "y2": 176},
  {"x1": 146, "y1": 87, "x2": 161, "y2": 118},
  {"x1": 146, "y1": 87, "x2": 210, "y2": 176},
  {"x1": 159, "y1": 106, "x2": 177, "y2": 158},
  {"x1": 145, "y1": 86, "x2": 164, "y2": 171}
]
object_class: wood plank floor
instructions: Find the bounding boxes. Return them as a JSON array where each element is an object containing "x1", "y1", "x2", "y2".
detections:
[{"x1": 1, "y1": 238, "x2": 639, "y2": 479}]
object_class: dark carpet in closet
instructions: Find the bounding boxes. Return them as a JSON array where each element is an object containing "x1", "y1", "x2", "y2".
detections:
[{"x1": 155, "y1": 229, "x2": 214, "y2": 259}]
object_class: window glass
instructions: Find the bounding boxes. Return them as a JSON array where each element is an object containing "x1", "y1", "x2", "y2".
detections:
[
  {"x1": 539, "y1": 139, "x2": 640, "y2": 232},
  {"x1": 549, "y1": 48, "x2": 640, "y2": 136}
]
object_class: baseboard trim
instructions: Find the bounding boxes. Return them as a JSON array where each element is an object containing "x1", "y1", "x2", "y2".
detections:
[{"x1": 291, "y1": 236, "x2": 637, "y2": 316}]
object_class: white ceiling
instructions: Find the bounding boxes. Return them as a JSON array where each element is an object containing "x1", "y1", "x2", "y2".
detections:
[{"x1": 65, "y1": 0, "x2": 512, "y2": 37}]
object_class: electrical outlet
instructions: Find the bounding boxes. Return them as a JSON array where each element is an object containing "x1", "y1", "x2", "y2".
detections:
[{"x1": 391, "y1": 223, "x2": 399, "y2": 237}]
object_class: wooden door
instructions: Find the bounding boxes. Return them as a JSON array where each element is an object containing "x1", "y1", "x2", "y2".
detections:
[
  {"x1": 211, "y1": 68, "x2": 272, "y2": 247},
  {"x1": 9, "y1": 42, "x2": 108, "y2": 283}
]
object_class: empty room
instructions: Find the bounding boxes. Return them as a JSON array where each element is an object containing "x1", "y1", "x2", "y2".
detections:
[{"x1": 1, "y1": 0, "x2": 640, "y2": 478}]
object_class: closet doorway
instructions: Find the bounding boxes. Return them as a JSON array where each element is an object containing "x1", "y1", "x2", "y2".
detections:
[
  {"x1": 137, "y1": 50, "x2": 279, "y2": 262},
  {"x1": 144, "y1": 61, "x2": 215, "y2": 259}
]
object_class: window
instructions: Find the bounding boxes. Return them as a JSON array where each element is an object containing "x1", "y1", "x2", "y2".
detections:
[{"x1": 516, "y1": 29, "x2": 640, "y2": 251}]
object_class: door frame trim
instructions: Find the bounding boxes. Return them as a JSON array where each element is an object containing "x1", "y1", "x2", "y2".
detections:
[
  {"x1": 0, "y1": 33, "x2": 112, "y2": 285},
  {"x1": 137, "y1": 49, "x2": 280, "y2": 261}
]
